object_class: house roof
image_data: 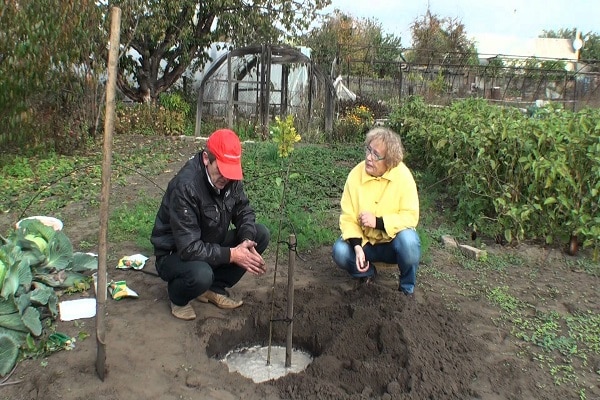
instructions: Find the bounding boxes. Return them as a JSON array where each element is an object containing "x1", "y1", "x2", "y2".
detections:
[{"x1": 475, "y1": 34, "x2": 578, "y2": 61}]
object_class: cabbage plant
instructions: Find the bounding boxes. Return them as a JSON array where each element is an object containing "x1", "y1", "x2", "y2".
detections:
[{"x1": 0, "y1": 219, "x2": 97, "y2": 376}]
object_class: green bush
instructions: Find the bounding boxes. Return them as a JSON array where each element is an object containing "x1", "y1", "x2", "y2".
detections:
[
  {"x1": 159, "y1": 92, "x2": 191, "y2": 116},
  {"x1": 115, "y1": 102, "x2": 188, "y2": 136},
  {"x1": 389, "y1": 97, "x2": 600, "y2": 256},
  {"x1": 338, "y1": 96, "x2": 391, "y2": 119},
  {"x1": 333, "y1": 105, "x2": 374, "y2": 143}
]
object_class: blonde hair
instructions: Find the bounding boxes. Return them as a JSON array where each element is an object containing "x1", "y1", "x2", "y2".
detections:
[{"x1": 364, "y1": 127, "x2": 404, "y2": 168}]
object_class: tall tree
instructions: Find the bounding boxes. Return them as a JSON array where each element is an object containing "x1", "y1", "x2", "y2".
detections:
[
  {"x1": 0, "y1": 0, "x2": 103, "y2": 147},
  {"x1": 103, "y1": 0, "x2": 330, "y2": 103},
  {"x1": 354, "y1": 18, "x2": 403, "y2": 79},
  {"x1": 373, "y1": 31, "x2": 404, "y2": 79},
  {"x1": 409, "y1": 8, "x2": 476, "y2": 67},
  {"x1": 302, "y1": 10, "x2": 352, "y2": 77},
  {"x1": 302, "y1": 10, "x2": 403, "y2": 79}
]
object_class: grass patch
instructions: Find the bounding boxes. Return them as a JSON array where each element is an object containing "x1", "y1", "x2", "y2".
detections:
[
  {"x1": 1, "y1": 136, "x2": 184, "y2": 218},
  {"x1": 566, "y1": 258, "x2": 600, "y2": 277},
  {"x1": 109, "y1": 193, "x2": 160, "y2": 252},
  {"x1": 242, "y1": 142, "x2": 363, "y2": 252},
  {"x1": 487, "y1": 285, "x2": 600, "y2": 390}
]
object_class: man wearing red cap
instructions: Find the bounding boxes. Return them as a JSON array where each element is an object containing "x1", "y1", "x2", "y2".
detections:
[{"x1": 151, "y1": 129, "x2": 270, "y2": 320}]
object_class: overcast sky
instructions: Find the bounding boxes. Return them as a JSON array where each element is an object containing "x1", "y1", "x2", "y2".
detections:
[{"x1": 321, "y1": 0, "x2": 599, "y2": 48}]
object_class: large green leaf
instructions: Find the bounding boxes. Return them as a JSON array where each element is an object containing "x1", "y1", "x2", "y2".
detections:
[
  {"x1": 0, "y1": 297, "x2": 18, "y2": 316},
  {"x1": 18, "y1": 252, "x2": 44, "y2": 272},
  {"x1": 46, "y1": 292, "x2": 58, "y2": 317},
  {"x1": 14, "y1": 292, "x2": 31, "y2": 314},
  {"x1": 0, "y1": 257, "x2": 26, "y2": 299},
  {"x1": 21, "y1": 307, "x2": 42, "y2": 336},
  {"x1": 0, "y1": 333, "x2": 19, "y2": 376},
  {"x1": 45, "y1": 232, "x2": 73, "y2": 271},
  {"x1": 0, "y1": 259, "x2": 6, "y2": 291},
  {"x1": 0, "y1": 327, "x2": 27, "y2": 344},
  {"x1": 29, "y1": 282, "x2": 57, "y2": 307},
  {"x1": 17, "y1": 257, "x2": 33, "y2": 292},
  {"x1": 70, "y1": 252, "x2": 98, "y2": 272},
  {"x1": 1, "y1": 244, "x2": 34, "y2": 299},
  {"x1": 0, "y1": 312, "x2": 28, "y2": 333}
]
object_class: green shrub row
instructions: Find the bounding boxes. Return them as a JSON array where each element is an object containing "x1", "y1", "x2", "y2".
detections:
[
  {"x1": 115, "y1": 93, "x2": 193, "y2": 136},
  {"x1": 389, "y1": 97, "x2": 600, "y2": 256}
]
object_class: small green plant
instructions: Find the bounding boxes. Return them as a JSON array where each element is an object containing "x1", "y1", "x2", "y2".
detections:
[
  {"x1": 429, "y1": 70, "x2": 449, "y2": 94},
  {"x1": 270, "y1": 114, "x2": 301, "y2": 158},
  {"x1": 484, "y1": 281, "x2": 600, "y2": 390},
  {"x1": 486, "y1": 286, "x2": 522, "y2": 313},
  {"x1": 0, "y1": 155, "x2": 34, "y2": 178}
]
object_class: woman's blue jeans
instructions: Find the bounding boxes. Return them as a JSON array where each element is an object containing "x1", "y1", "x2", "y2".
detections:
[{"x1": 331, "y1": 228, "x2": 421, "y2": 294}]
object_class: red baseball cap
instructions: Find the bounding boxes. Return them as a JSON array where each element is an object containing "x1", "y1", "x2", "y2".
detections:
[{"x1": 206, "y1": 129, "x2": 243, "y2": 180}]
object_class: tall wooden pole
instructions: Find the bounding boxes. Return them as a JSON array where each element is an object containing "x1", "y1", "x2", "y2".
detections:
[{"x1": 96, "y1": 6, "x2": 121, "y2": 381}]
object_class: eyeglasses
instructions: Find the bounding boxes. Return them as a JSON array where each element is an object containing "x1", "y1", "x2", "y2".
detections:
[{"x1": 365, "y1": 145, "x2": 385, "y2": 161}]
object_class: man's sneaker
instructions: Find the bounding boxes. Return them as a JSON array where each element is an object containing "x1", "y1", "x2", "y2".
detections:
[
  {"x1": 170, "y1": 302, "x2": 196, "y2": 320},
  {"x1": 197, "y1": 290, "x2": 243, "y2": 309}
]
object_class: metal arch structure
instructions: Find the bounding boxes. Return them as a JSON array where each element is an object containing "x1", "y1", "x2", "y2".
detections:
[{"x1": 194, "y1": 44, "x2": 335, "y2": 137}]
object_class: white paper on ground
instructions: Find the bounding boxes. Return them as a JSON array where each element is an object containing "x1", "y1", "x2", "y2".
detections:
[{"x1": 59, "y1": 298, "x2": 97, "y2": 321}]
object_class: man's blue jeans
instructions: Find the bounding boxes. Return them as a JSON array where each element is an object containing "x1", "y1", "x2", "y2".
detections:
[{"x1": 331, "y1": 228, "x2": 421, "y2": 294}]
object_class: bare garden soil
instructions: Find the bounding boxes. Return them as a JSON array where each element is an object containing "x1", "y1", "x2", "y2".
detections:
[{"x1": 0, "y1": 136, "x2": 599, "y2": 400}]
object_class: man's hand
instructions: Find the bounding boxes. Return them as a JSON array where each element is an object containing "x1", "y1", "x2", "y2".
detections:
[
  {"x1": 230, "y1": 239, "x2": 267, "y2": 275},
  {"x1": 354, "y1": 245, "x2": 369, "y2": 273}
]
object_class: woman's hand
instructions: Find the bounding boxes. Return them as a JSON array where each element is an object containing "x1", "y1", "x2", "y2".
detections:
[
  {"x1": 354, "y1": 245, "x2": 370, "y2": 273},
  {"x1": 358, "y1": 211, "x2": 376, "y2": 229}
]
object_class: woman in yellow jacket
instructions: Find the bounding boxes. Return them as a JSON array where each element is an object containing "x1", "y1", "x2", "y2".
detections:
[{"x1": 332, "y1": 127, "x2": 421, "y2": 295}]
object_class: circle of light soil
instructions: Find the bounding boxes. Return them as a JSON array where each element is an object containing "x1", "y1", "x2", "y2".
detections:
[{"x1": 222, "y1": 345, "x2": 312, "y2": 383}]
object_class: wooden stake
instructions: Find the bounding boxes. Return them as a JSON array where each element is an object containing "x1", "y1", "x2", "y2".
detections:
[
  {"x1": 96, "y1": 6, "x2": 121, "y2": 381},
  {"x1": 285, "y1": 234, "x2": 296, "y2": 368}
]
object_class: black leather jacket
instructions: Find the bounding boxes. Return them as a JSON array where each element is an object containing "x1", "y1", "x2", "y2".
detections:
[{"x1": 150, "y1": 152, "x2": 257, "y2": 265}]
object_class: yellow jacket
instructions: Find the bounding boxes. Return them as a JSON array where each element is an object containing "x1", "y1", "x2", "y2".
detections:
[{"x1": 339, "y1": 160, "x2": 419, "y2": 246}]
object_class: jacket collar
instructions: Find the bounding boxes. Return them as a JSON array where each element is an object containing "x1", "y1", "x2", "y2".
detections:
[{"x1": 359, "y1": 160, "x2": 401, "y2": 184}]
